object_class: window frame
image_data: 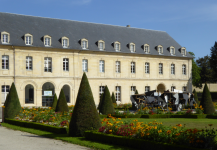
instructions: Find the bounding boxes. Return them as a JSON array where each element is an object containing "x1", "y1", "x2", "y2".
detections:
[
  {"x1": 170, "y1": 46, "x2": 175, "y2": 55},
  {"x1": 44, "y1": 35, "x2": 51, "y2": 47},
  {"x1": 25, "y1": 33, "x2": 33, "y2": 45},
  {"x1": 145, "y1": 62, "x2": 150, "y2": 74},
  {"x1": 171, "y1": 64, "x2": 175, "y2": 75},
  {"x1": 26, "y1": 56, "x2": 33, "y2": 70},
  {"x1": 44, "y1": 57, "x2": 52, "y2": 72},
  {"x1": 99, "y1": 60, "x2": 105, "y2": 73},
  {"x1": 157, "y1": 45, "x2": 163, "y2": 54},
  {"x1": 82, "y1": 59, "x2": 88, "y2": 72},
  {"x1": 2, "y1": 55, "x2": 9, "y2": 70},
  {"x1": 145, "y1": 86, "x2": 150, "y2": 92},
  {"x1": 129, "y1": 43, "x2": 135, "y2": 53},
  {"x1": 115, "y1": 86, "x2": 121, "y2": 101},
  {"x1": 62, "y1": 36, "x2": 69, "y2": 48},
  {"x1": 81, "y1": 38, "x2": 88, "y2": 49},
  {"x1": 182, "y1": 86, "x2": 187, "y2": 92},
  {"x1": 144, "y1": 44, "x2": 150, "y2": 53},
  {"x1": 171, "y1": 86, "x2": 176, "y2": 92},
  {"x1": 181, "y1": 47, "x2": 186, "y2": 56},
  {"x1": 182, "y1": 64, "x2": 186, "y2": 75},
  {"x1": 131, "y1": 86, "x2": 136, "y2": 95},
  {"x1": 1, "y1": 31, "x2": 10, "y2": 44},
  {"x1": 98, "y1": 40, "x2": 105, "y2": 51},
  {"x1": 99, "y1": 86, "x2": 105, "y2": 100},
  {"x1": 114, "y1": 41, "x2": 121, "y2": 52},
  {"x1": 115, "y1": 61, "x2": 121, "y2": 73},
  {"x1": 159, "y1": 63, "x2": 163, "y2": 74},
  {"x1": 131, "y1": 62, "x2": 136, "y2": 73},
  {"x1": 63, "y1": 58, "x2": 69, "y2": 71}
]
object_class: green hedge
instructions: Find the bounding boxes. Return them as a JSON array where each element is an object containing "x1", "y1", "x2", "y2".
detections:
[
  {"x1": 85, "y1": 131, "x2": 207, "y2": 150},
  {"x1": 5, "y1": 119, "x2": 67, "y2": 134},
  {"x1": 111, "y1": 114, "x2": 142, "y2": 118}
]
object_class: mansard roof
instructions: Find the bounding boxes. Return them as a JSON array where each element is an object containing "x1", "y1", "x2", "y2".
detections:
[{"x1": 0, "y1": 12, "x2": 192, "y2": 58}]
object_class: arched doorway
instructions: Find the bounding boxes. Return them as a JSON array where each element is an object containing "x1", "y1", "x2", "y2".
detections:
[
  {"x1": 62, "y1": 85, "x2": 70, "y2": 103},
  {"x1": 157, "y1": 84, "x2": 165, "y2": 93},
  {"x1": 42, "y1": 82, "x2": 55, "y2": 107},
  {"x1": 25, "y1": 84, "x2": 34, "y2": 104}
]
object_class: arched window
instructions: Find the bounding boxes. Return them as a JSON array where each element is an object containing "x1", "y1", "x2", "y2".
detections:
[
  {"x1": 81, "y1": 38, "x2": 88, "y2": 49},
  {"x1": 42, "y1": 82, "x2": 55, "y2": 106},
  {"x1": 62, "y1": 85, "x2": 70, "y2": 103},
  {"x1": 129, "y1": 43, "x2": 135, "y2": 53},
  {"x1": 114, "y1": 41, "x2": 121, "y2": 51},
  {"x1": 25, "y1": 84, "x2": 34, "y2": 104}
]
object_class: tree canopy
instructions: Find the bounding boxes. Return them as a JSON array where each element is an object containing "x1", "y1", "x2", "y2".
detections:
[{"x1": 210, "y1": 41, "x2": 217, "y2": 82}]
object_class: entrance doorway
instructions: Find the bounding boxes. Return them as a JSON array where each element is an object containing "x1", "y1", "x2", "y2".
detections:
[
  {"x1": 25, "y1": 84, "x2": 34, "y2": 104},
  {"x1": 157, "y1": 84, "x2": 166, "y2": 93},
  {"x1": 42, "y1": 82, "x2": 55, "y2": 107}
]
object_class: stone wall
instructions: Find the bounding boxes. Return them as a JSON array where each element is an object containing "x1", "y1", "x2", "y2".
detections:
[{"x1": 192, "y1": 83, "x2": 217, "y2": 92}]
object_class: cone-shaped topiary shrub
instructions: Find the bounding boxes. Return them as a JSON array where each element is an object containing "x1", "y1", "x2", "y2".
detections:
[
  {"x1": 4, "y1": 82, "x2": 22, "y2": 119},
  {"x1": 99, "y1": 86, "x2": 115, "y2": 115},
  {"x1": 135, "y1": 89, "x2": 138, "y2": 94},
  {"x1": 69, "y1": 73, "x2": 101, "y2": 137},
  {"x1": 200, "y1": 83, "x2": 215, "y2": 114},
  {"x1": 193, "y1": 89, "x2": 199, "y2": 105},
  {"x1": 51, "y1": 93, "x2": 58, "y2": 110},
  {"x1": 55, "y1": 89, "x2": 69, "y2": 112},
  {"x1": 97, "y1": 93, "x2": 104, "y2": 110},
  {"x1": 111, "y1": 92, "x2": 116, "y2": 104}
]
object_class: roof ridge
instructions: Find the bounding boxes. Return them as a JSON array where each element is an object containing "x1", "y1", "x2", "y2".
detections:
[{"x1": 0, "y1": 12, "x2": 166, "y2": 33}]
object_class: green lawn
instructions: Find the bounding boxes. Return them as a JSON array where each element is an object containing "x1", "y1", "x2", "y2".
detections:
[{"x1": 119, "y1": 118, "x2": 217, "y2": 129}]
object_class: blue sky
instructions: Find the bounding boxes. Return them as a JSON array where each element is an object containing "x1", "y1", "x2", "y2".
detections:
[{"x1": 0, "y1": 0, "x2": 217, "y2": 59}]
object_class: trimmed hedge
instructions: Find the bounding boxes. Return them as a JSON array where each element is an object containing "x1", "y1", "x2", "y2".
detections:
[
  {"x1": 5, "y1": 118, "x2": 67, "y2": 134},
  {"x1": 85, "y1": 131, "x2": 206, "y2": 150}
]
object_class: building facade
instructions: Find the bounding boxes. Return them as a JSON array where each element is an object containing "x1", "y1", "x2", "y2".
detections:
[{"x1": 0, "y1": 12, "x2": 192, "y2": 107}]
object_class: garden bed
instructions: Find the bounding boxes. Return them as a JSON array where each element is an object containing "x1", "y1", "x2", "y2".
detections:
[
  {"x1": 85, "y1": 131, "x2": 208, "y2": 150},
  {"x1": 5, "y1": 118, "x2": 67, "y2": 134}
]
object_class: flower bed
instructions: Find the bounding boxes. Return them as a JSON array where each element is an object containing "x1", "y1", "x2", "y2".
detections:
[{"x1": 97, "y1": 115, "x2": 216, "y2": 149}]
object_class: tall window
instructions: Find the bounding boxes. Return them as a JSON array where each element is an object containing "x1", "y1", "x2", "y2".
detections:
[
  {"x1": 99, "y1": 42, "x2": 104, "y2": 50},
  {"x1": 25, "y1": 36, "x2": 32, "y2": 45},
  {"x1": 82, "y1": 40, "x2": 88, "y2": 49},
  {"x1": 145, "y1": 62, "x2": 149, "y2": 74},
  {"x1": 115, "y1": 43, "x2": 120, "y2": 51},
  {"x1": 2, "y1": 34, "x2": 9, "y2": 43},
  {"x1": 130, "y1": 44, "x2": 135, "y2": 53},
  {"x1": 44, "y1": 57, "x2": 52, "y2": 72},
  {"x1": 115, "y1": 61, "x2": 121, "y2": 73},
  {"x1": 181, "y1": 48, "x2": 186, "y2": 56},
  {"x1": 63, "y1": 58, "x2": 69, "y2": 71},
  {"x1": 2, "y1": 85, "x2": 10, "y2": 103},
  {"x1": 99, "y1": 86, "x2": 105, "y2": 100},
  {"x1": 115, "y1": 86, "x2": 121, "y2": 101},
  {"x1": 82, "y1": 59, "x2": 88, "y2": 72},
  {"x1": 131, "y1": 62, "x2": 136, "y2": 73},
  {"x1": 170, "y1": 48, "x2": 175, "y2": 55},
  {"x1": 62, "y1": 39, "x2": 68, "y2": 48},
  {"x1": 182, "y1": 64, "x2": 186, "y2": 75},
  {"x1": 131, "y1": 86, "x2": 136, "y2": 95},
  {"x1": 182, "y1": 86, "x2": 187, "y2": 92},
  {"x1": 45, "y1": 37, "x2": 51, "y2": 46},
  {"x1": 159, "y1": 63, "x2": 163, "y2": 74},
  {"x1": 2, "y1": 55, "x2": 9, "y2": 69},
  {"x1": 26, "y1": 56, "x2": 32, "y2": 70},
  {"x1": 145, "y1": 86, "x2": 150, "y2": 92},
  {"x1": 171, "y1": 64, "x2": 175, "y2": 75},
  {"x1": 144, "y1": 44, "x2": 149, "y2": 53},
  {"x1": 158, "y1": 46, "x2": 163, "y2": 54},
  {"x1": 99, "y1": 60, "x2": 105, "y2": 72},
  {"x1": 171, "y1": 86, "x2": 176, "y2": 91}
]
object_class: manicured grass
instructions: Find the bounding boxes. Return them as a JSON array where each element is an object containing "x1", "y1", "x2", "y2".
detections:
[
  {"x1": 1, "y1": 123, "x2": 135, "y2": 150},
  {"x1": 119, "y1": 118, "x2": 217, "y2": 129}
]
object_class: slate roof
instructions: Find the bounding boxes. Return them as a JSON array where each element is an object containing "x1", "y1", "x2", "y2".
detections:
[{"x1": 0, "y1": 12, "x2": 192, "y2": 58}]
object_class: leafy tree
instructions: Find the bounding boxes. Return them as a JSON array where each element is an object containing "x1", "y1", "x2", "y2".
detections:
[
  {"x1": 210, "y1": 41, "x2": 217, "y2": 81},
  {"x1": 4, "y1": 83, "x2": 22, "y2": 119},
  {"x1": 111, "y1": 92, "x2": 116, "y2": 104},
  {"x1": 196, "y1": 55, "x2": 214, "y2": 83},
  {"x1": 189, "y1": 52, "x2": 202, "y2": 88},
  {"x1": 200, "y1": 83, "x2": 215, "y2": 114},
  {"x1": 51, "y1": 93, "x2": 58, "y2": 110},
  {"x1": 55, "y1": 89, "x2": 69, "y2": 112},
  {"x1": 193, "y1": 89, "x2": 199, "y2": 104},
  {"x1": 99, "y1": 86, "x2": 115, "y2": 115},
  {"x1": 69, "y1": 73, "x2": 101, "y2": 137},
  {"x1": 135, "y1": 89, "x2": 138, "y2": 94}
]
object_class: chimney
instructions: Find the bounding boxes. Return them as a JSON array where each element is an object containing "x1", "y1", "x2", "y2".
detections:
[{"x1": 126, "y1": 25, "x2": 130, "y2": 27}]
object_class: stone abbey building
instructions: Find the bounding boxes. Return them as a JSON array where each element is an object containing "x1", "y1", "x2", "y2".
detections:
[{"x1": 0, "y1": 12, "x2": 192, "y2": 107}]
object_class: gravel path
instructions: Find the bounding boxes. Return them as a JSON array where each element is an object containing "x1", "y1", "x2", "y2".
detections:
[{"x1": 0, "y1": 126, "x2": 91, "y2": 150}]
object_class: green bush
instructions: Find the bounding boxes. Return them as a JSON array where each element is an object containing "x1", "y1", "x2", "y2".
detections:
[
  {"x1": 99, "y1": 86, "x2": 115, "y2": 115},
  {"x1": 200, "y1": 83, "x2": 215, "y2": 114},
  {"x1": 4, "y1": 83, "x2": 22, "y2": 119},
  {"x1": 69, "y1": 73, "x2": 101, "y2": 137},
  {"x1": 5, "y1": 118, "x2": 67, "y2": 134},
  {"x1": 111, "y1": 92, "x2": 116, "y2": 104},
  {"x1": 51, "y1": 93, "x2": 58, "y2": 110},
  {"x1": 135, "y1": 89, "x2": 138, "y2": 94},
  {"x1": 97, "y1": 93, "x2": 104, "y2": 110},
  {"x1": 193, "y1": 89, "x2": 199, "y2": 104},
  {"x1": 55, "y1": 89, "x2": 69, "y2": 112}
]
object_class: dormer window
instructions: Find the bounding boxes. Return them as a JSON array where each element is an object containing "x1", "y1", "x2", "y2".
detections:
[
  {"x1": 144, "y1": 44, "x2": 150, "y2": 53},
  {"x1": 1, "y1": 31, "x2": 10, "y2": 44},
  {"x1": 114, "y1": 41, "x2": 121, "y2": 51},
  {"x1": 44, "y1": 35, "x2": 51, "y2": 47},
  {"x1": 170, "y1": 46, "x2": 175, "y2": 55},
  {"x1": 98, "y1": 40, "x2": 105, "y2": 51},
  {"x1": 181, "y1": 47, "x2": 186, "y2": 56},
  {"x1": 62, "y1": 37, "x2": 69, "y2": 48},
  {"x1": 25, "y1": 33, "x2": 33, "y2": 45},
  {"x1": 81, "y1": 38, "x2": 88, "y2": 49},
  {"x1": 158, "y1": 45, "x2": 163, "y2": 54},
  {"x1": 129, "y1": 43, "x2": 135, "y2": 53}
]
